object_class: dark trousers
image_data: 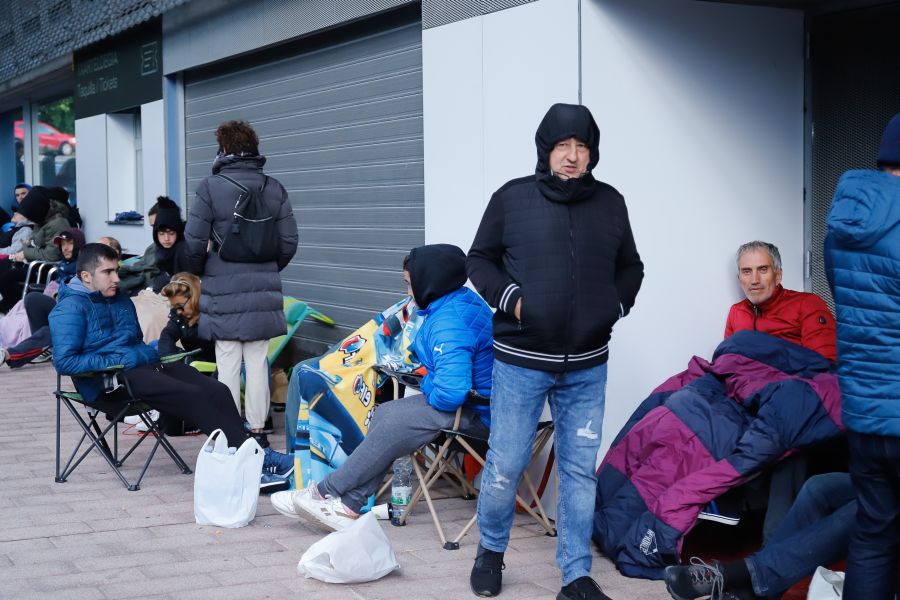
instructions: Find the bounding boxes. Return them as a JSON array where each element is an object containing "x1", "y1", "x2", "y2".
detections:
[
  {"x1": 745, "y1": 473, "x2": 855, "y2": 598},
  {"x1": 318, "y1": 394, "x2": 489, "y2": 513},
  {"x1": 0, "y1": 261, "x2": 26, "y2": 312},
  {"x1": 7, "y1": 292, "x2": 56, "y2": 368},
  {"x1": 844, "y1": 431, "x2": 900, "y2": 600},
  {"x1": 106, "y1": 362, "x2": 249, "y2": 444}
]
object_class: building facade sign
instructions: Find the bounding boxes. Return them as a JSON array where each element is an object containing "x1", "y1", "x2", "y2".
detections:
[{"x1": 74, "y1": 19, "x2": 162, "y2": 119}]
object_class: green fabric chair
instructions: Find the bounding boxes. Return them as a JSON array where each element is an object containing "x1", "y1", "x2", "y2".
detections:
[{"x1": 54, "y1": 351, "x2": 197, "y2": 491}]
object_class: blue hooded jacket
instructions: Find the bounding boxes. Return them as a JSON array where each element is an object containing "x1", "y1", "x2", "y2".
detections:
[
  {"x1": 825, "y1": 169, "x2": 900, "y2": 436},
  {"x1": 49, "y1": 278, "x2": 159, "y2": 402},
  {"x1": 407, "y1": 244, "x2": 493, "y2": 427}
]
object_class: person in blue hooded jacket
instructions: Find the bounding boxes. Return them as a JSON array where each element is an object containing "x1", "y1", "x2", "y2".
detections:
[
  {"x1": 824, "y1": 112, "x2": 900, "y2": 600},
  {"x1": 49, "y1": 243, "x2": 294, "y2": 490},
  {"x1": 269, "y1": 243, "x2": 493, "y2": 531}
]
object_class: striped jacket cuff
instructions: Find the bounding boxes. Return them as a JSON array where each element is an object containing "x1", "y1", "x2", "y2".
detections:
[{"x1": 499, "y1": 283, "x2": 522, "y2": 316}]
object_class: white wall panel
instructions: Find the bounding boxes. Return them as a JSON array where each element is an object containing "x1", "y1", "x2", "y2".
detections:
[
  {"x1": 582, "y1": 0, "x2": 804, "y2": 456},
  {"x1": 423, "y1": 0, "x2": 579, "y2": 252},
  {"x1": 74, "y1": 114, "x2": 107, "y2": 246}
]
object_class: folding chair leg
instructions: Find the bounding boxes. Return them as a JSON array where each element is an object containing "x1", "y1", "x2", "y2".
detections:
[
  {"x1": 56, "y1": 398, "x2": 133, "y2": 489},
  {"x1": 407, "y1": 451, "x2": 453, "y2": 549}
]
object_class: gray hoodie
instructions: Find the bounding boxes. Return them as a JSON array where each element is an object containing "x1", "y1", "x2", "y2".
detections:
[{"x1": 0, "y1": 219, "x2": 34, "y2": 255}]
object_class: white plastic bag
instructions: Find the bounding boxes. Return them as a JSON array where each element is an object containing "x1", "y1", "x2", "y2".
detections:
[
  {"x1": 297, "y1": 512, "x2": 400, "y2": 583},
  {"x1": 194, "y1": 429, "x2": 264, "y2": 528},
  {"x1": 807, "y1": 566, "x2": 844, "y2": 600}
]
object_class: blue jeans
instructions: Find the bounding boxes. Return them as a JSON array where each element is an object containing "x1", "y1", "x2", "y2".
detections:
[
  {"x1": 476, "y1": 359, "x2": 607, "y2": 586},
  {"x1": 745, "y1": 473, "x2": 855, "y2": 598},
  {"x1": 844, "y1": 432, "x2": 900, "y2": 600}
]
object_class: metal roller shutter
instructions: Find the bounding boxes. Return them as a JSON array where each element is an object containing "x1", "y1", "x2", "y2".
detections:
[{"x1": 184, "y1": 19, "x2": 423, "y2": 357}]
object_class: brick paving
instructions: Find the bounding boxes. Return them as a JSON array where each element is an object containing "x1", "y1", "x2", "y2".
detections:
[{"x1": 0, "y1": 362, "x2": 669, "y2": 599}]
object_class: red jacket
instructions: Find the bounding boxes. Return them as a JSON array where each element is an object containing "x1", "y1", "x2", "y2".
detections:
[{"x1": 724, "y1": 285, "x2": 836, "y2": 362}]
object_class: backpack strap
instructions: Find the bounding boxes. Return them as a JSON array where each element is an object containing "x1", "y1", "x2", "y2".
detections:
[{"x1": 215, "y1": 173, "x2": 249, "y2": 192}]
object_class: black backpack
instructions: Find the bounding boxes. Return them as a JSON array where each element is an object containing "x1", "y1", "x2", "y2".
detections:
[{"x1": 212, "y1": 174, "x2": 279, "y2": 263}]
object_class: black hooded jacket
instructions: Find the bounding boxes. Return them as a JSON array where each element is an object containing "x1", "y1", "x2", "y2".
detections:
[
  {"x1": 151, "y1": 197, "x2": 188, "y2": 294},
  {"x1": 467, "y1": 103, "x2": 644, "y2": 372}
]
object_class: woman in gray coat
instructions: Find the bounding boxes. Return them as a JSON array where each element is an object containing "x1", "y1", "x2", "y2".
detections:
[{"x1": 184, "y1": 120, "x2": 298, "y2": 446}]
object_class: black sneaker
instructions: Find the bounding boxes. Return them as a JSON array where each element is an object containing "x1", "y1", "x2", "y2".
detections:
[
  {"x1": 250, "y1": 430, "x2": 270, "y2": 449},
  {"x1": 558, "y1": 576, "x2": 612, "y2": 600},
  {"x1": 470, "y1": 544, "x2": 504, "y2": 597},
  {"x1": 664, "y1": 558, "x2": 725, "y2": 600}
]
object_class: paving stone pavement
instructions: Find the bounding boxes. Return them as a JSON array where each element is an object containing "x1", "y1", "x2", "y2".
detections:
[{"x1": 1, "y1": 362, "x2": 669, "y2": 600}]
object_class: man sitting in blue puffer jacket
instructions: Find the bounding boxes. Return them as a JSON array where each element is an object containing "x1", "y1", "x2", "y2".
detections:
[
  {"x1": 270, "y1": 243, "x2": 494, "y2": 531},
  {"x1": 49, "y1": 243, "x2": 295, "y2": 492}
]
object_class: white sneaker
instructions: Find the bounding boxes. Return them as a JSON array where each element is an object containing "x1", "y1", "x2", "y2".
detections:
[
  {"x1": 270, "y1": 480, "x2": 357, "y2": 531},
  {"x1": 0, "y1": 348, "x2": 7, "y2": 366},
  {"x1": 130, "y1": 410, "x2": 160, "y2": 430}
]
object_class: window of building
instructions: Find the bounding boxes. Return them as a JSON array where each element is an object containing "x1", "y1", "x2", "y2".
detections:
[{"x1": 34, "y1": 96, "x2": 77, "y2": 205}]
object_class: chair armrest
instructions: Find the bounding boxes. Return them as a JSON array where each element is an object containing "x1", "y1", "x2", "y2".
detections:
[
  {"x1": 160, "y1": 348, "x2": 202, "y2": 364},
  {"x1": 190, "y1": 360, "x2": 217, "y2": 374},
  {"x1": 71, "y1": 365, "x2": 126, "y2": 377},
  {"x1": 375, "y1": 366, "x2": 424, "y2": 389}
]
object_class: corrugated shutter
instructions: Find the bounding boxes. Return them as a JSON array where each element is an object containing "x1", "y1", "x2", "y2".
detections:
[{"x1": 184, "y1": 20, "x2": 423, "y2": 356}]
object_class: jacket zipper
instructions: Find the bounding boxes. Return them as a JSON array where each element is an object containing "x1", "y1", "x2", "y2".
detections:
[
  {"x1": 562, "y1": 205, "x2": 576, "y2": 370},
  {"x1": 752, "y1": 304, "x2": 759, "y2": 330}
]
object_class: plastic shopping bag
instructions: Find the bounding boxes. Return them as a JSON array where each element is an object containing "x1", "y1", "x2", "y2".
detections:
[
  {"x1": 297, "y1": 512, "x2": 400, "y2": 583},
  {"x1": 194, "y1": 429, "x2": 264, "y2": 528},
  {"x1": 807, "y1": 566, "x2": 844, "y2": 600}
]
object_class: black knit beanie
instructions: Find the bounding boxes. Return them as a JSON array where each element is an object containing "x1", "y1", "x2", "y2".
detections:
[{"x1": 17, "y1": 186, "x2": 52, "y2": 225}]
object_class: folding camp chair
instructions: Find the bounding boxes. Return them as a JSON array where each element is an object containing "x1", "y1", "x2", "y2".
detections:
[
  {"x1": 22, "y1": 260, "x2": 57, "y2": 298},
  {"x1": 54, "y1": 352, "x2": 196, "y2": 491},
  {"x1": 375, "y1": 369, "x2": 558, "y2": 549}
]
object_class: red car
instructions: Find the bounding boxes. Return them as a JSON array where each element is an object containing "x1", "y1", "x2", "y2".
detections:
[{"x1": 14, "y1": 120, "x2": 76, "y2": 155}]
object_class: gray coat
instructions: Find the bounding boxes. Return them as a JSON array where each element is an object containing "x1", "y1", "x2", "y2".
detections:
[{"x1": 184, "y1": 154, "x2": 299, "y2": 342}]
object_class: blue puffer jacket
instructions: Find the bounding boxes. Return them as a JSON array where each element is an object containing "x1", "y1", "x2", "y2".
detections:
[
  {"x1": 414, "y1": 287, "x2": 494, "y2": 427},
  {"x1": 825, "y1": 169, "x2": 900, "y2": 436},
  {"x1": 49, "y1": 278, "x2": 159, "y2": 402}
]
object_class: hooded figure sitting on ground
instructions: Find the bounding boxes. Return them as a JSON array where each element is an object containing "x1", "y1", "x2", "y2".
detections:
[{"x1": 269, "y1": 244, "x2": 494, "y2": 532}]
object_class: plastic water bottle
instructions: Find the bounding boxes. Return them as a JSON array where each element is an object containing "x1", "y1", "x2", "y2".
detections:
[{"x1": 390, "y1": 455, "x2": 413, "y2": 526}]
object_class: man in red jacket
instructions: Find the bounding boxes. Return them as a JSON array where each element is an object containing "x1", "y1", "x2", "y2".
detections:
[{"x1": 725, "y1": 240, "x2": 835, "y2": 362}]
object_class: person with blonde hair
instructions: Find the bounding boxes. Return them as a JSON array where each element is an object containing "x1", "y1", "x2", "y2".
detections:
[{"x1": 160, "y1": 273, "x2": 214, "y2": 362}]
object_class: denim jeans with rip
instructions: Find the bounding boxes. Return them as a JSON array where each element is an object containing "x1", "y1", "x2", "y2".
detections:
[{"x1": 476, "y1": 359, "x2": 607, "y2": 585}]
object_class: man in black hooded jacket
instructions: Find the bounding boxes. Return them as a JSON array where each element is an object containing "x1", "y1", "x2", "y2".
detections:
[{"x1": 467, "y1": 103, "x2": 644, "y2": 600}]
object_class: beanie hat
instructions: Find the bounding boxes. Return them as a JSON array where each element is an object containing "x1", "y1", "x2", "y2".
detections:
[
  {"x1": 47, "y1": 186, "x2": 70, "y2": 204},
  {"x1": 152, "y1": 196, "x2": 185, "y2": 247},
  {"x1": 877, "y1": 113, "x2": 900, "y2": 167},
  {"x1": 17, "y1": 186, "x2": 52, "y2": 225},
  {"x1": 14, "y1": 182, "x2": 31, "y2": 191}
]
